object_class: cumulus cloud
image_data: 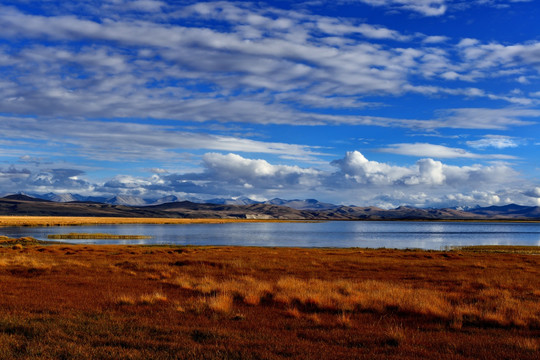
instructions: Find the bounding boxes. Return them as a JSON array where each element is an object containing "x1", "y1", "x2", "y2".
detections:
[
  {"x1": 0, "y1": 166, "x2": 93, "y2": 195},
  {"x1": 143, "y1": 151, "x2": 522, "y2": 207},
  {"x1": 0, "y1": 166, "x2": 31, "y2": 183},
  {"x1": 0, "y1": 151, "x2": 531, "y2": 208},
  {"x1": 330, "y1": 151, "x2": 516, "y2": 188},
  {"x1": 522, "y1": 187, "x2": 540, "y2": 205},
  {"x1": 330, "y1": 151, "x2": 411, "y2": 185},
  {"x1": 199, "y1": 153, "x2": 322, "y2": 190},
  {"x1": 524, "y1": 187, "x2": 540, "y2": 198},
  {"x1": 0, "y1": 1, "x2": 538, "y2": 208},
  {"x1": 29, "y1": 169, "x2": 91, "y2": 190}
]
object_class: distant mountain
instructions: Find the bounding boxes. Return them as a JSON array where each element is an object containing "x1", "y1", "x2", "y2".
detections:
[
  {"x1": 264, "y1": 198, "x2": 339, "y2": 210},
  {"x1": 26, "y1": 193, "x2": 341, "y2": 210},
  {"x1": 3, "y1": 194, "x2": 49, "y2": 202},
  {"x1": 2, "y1": 193, "x2": 539, "y2": 220},
  {"x1": 39, "y1": 192, "x2": 79, "y2": 202},
  {"x1": 31, "y1": 192, "x2": 109, "y2": 203},
  {"x1": 206, "y1": 197, "x2": 260, "y2": 206},
  {"x1": 105, "y1": 195, "x2": 147, "y2": 206},
  {"x1": 204, "y1": 197, "x2": 341, "y2": 210},
  {"x1": 467, "y1": 204, "x2": 540, "y2": 218}
]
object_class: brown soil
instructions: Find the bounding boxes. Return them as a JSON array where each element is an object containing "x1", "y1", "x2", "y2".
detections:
[{"x1": 0, "y1": 242, "x2": 538, "y2": 359}]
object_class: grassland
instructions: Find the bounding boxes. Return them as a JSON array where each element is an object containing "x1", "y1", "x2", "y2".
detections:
[
  {"x1": 0, "y1": 216, "x2": 300, "y2": 227},
  {"x1": 0, "y1": 237, "x2": 538, "y2": 359}
]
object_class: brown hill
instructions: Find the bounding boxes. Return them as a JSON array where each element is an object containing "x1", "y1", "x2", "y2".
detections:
[{"x1": 0, "y1": 196, "x2": 539, "y2": 220}]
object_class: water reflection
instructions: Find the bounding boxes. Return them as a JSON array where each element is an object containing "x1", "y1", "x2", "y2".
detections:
[{"x1": 1, "y1": 221, "x2": 540, "y2": 249}]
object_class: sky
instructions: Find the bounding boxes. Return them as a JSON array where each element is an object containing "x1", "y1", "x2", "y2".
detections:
[{"x1": 1, "y1": 0, "x2": 540, "y2": 208}]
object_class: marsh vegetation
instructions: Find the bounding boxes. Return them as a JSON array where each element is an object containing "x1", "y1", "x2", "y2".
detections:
[{"x1": 0, "y1": 238, "x2": 538, "y2": 359}]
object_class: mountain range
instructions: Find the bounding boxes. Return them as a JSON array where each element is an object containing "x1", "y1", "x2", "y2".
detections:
[
  {"x1": 1, "y1": 193, "x2": 539, "y2": 220},
  {"x1": 13, "y1": 192, "x2": 340, "y2": 210}
]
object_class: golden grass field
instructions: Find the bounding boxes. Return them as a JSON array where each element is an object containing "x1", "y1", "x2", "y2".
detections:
[
  {"x1": 0, "y1": 216, "x2": 298, "y2": 227},
  {"x1": 0, "y1": 232, "x2": 538, "y2": 359}
]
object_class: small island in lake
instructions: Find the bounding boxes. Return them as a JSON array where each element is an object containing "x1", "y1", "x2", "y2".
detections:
[{"x1": 47, "y1": 233, "x2": 152, "y2": 240}]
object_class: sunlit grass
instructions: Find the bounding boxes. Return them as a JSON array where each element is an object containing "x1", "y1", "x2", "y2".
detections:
[
  {"x1": 167, "y1": 274, "x2": 540, "y2": 328},
  {"x1": 0, "y1": 216, "x2": 300, "y2": 227},
  {"x1": 0, "y1": 243, "x2": 538, "y2": 359}
]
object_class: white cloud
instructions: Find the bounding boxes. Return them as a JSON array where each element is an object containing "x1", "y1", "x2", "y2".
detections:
[
  {"x1": 330, "y1": 151, "x2": 517, "y2": 188},
  {"x1": 356, "y1": 0, "x2": 447, "y2": 16},
  {"x1": 523, "y1": 187, "x2": 540, "y2": 205},
  {"x1": 524, "y1": 187, "x2": 540, "y2": 198},
  {"x1": 0, "y1": 2, "x2": 536, "y2": 131},
  {"x1": 0, "y1": 1, "x2": 538, "y2": 208},
  {"x1": 201, "y1": 153, "x2": 322, "y2": 189},
  {"x1": 355, "y1": 1, "x2": 533, "y2": 16},
  {"x1": 0, "y1": 117, "x2": 325, "y2": 161},
  {"x1": 0, "y1": 4, "x2": 418, "y2": 122},
  {"x1": 379, "y1": 142, "x2": 517, "y2": 159},
  {"x1": 423, "y1": 35, "x2": 450, "y2": 43},
  {"x1": 466, "y1": 135, "x2": 520, "y2": 149},
  {"x1": 330, "y1": 151, "x2": 412, "y2": 185},
  {"x1": 433, "y1": 108, "x2": 539, "y2": 130},
  {"x1": 456, "y1": 38, "x2": 540, "y2": 80},
  {"x1": 0, "y1": 151, "x2": 530, "y2": 208}
]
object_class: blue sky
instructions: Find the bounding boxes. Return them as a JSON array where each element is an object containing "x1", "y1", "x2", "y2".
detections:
[{"x1": 1, "y1": 0, "x2": 540, "y2": 208}]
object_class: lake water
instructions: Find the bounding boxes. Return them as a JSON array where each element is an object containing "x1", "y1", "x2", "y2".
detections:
[{"x1": 2, "y1": 221, "x2": 540, "y2": 249}]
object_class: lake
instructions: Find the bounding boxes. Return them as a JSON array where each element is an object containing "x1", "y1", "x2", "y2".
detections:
[{"x1": 2, "y1": 221, "x2": 540, "y2": 249}]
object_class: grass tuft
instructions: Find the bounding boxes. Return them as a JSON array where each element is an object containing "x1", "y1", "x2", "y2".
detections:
[
  {"x1": 207, "y1": 293, "x2": 234, "y2": 314},
  {"x1": 138, "y1": 291, "x2": 168, "y2": 305},
  {"x1": 114, "y1": 294, "x2": 137, "y2": 306},
  {"x1": 384, "y1": 324, "x2": 406, "y2": 347},
  {"x1": 284, "y1": 307, "x2": 302, "y2": 319},
  {"x1": 336, "y1": 312, "x2": 353, "y2": 328}
]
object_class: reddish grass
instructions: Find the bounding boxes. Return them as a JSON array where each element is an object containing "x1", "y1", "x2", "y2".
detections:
[{"x1": 0, "y1": 242, "x2": 538, "y2": 359}]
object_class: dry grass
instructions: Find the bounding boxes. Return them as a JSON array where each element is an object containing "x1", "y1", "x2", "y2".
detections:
[
  {"x1": 166, "y1": 273, "x2": 540, "y2": 328},
  {"x1": 138, "y1": 291, "x2": 168, "y2": 305},
  {"x1": 284, "y1": 307, "x2": 302, "y2": 319},
  {"x1": 207, "y1": 294, "x2": 234, "y2": 314},
  {"x1": 336, "y1": 312, "x2": 353, "y2": 328},
  {"x1": 450, "y1": 245, "x2": 540, "y2": 254},
  {"x1": 513, "y1": 337, "x2": 539, "y2": 352},
  {"x1": 384, "y1": 323, "x2": 406, "y2": 346},
  {"x1": 0, "y1": 253, "x2": 57, "y2": 270},
  {"x1": 0, "y1": 242, "x2": 538, "y2": 359},
  {"x1": 0, "y1": 216, "x2": 296, "y2": 227},
  {"x1": 114, "y1": 294, "x2": 137, "y2": 305}
]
